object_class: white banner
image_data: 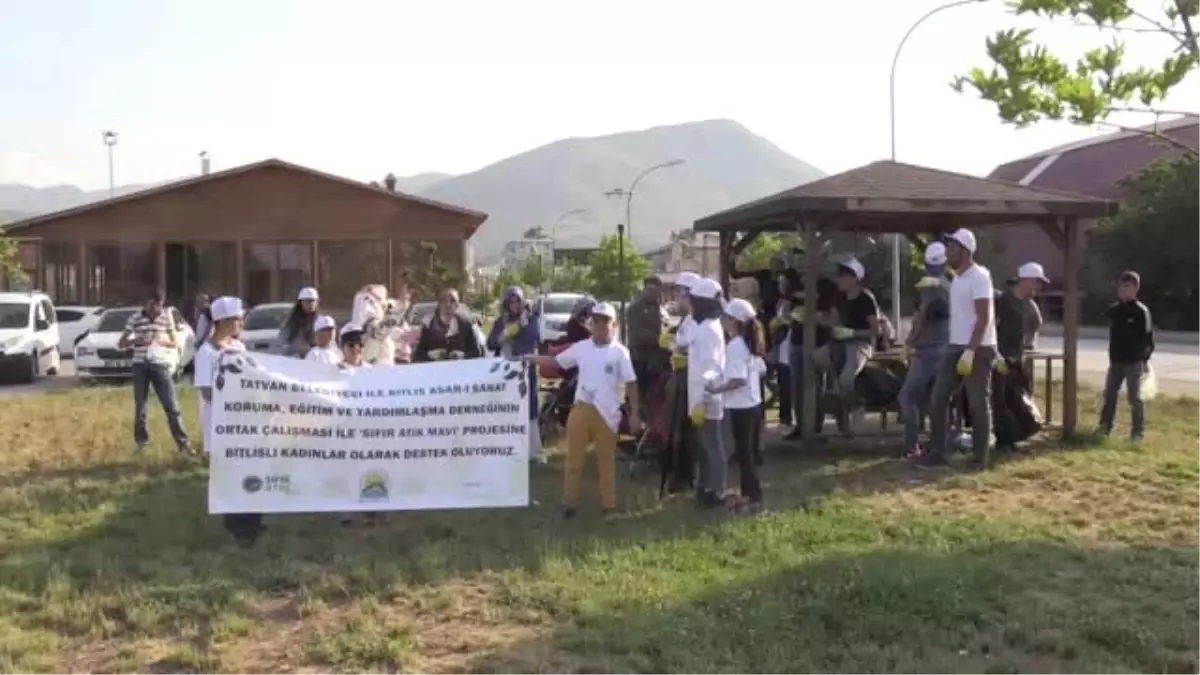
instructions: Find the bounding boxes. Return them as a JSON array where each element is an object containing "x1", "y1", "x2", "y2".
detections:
[{"x1": 207, "y1": 352, "x2": 531, "y2": 514}]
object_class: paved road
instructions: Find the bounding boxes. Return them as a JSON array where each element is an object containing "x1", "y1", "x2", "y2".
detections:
[{"x1": 2, "y1": 341, "x2": 1196, "y2": 398}]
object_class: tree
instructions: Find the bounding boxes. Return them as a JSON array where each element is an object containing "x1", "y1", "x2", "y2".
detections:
[
  {"x1": 1086, "y1": 155, "x2": 1198, "y2": 328},
  {"x1": 735, "y1": 232, "x2": 786, "y2": 271},
  {"x1": 522, "y1": 226, "x2": 546, "y2": 239},
  {"x1": 587, "y1": 234, "x2": 651, "y2": 300},
  {"x1": 550, "y1": 261, "x2": 593, "y2": 293},
  {"x1": 953, "y1": 0, "x2": 1198, "y2": 148},
  {"x1": 0, "y1": 235, "x2": 27, "y2": 289}
]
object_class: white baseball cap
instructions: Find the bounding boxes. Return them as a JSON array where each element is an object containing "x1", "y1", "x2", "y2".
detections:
[
  {"x1": 297, "y1": 286, "x2": 319, "y2": 301},
  {"x1": 590, "y1": 302, "x2": 617, "y2": 319},
  {"x1": 1018, "y1": 262, "x2": 1050, "y2": 283},
  {"x1": 210, "y1": 296, "x2": 244, "y2": 322},
  {"x1": 314, "y1": 314, "x2": 337, "y2": 332},
  {"x1": 837, "y1": 257, "x2": 866, "y2": 281},
  {"x1": 724, "y1": 298, "x2": 756, "y2": 322},
  {"x1": 946, "y1": 228, "x2": 977, "y2": 254},
  {"x1": 690, "y1": 277, "x2": 723, "y2": 299},
  {"x1": 924, "y1": 242, "x2": 947, "y2": 265},
  {"x1": 676, "y1": 271, "x2": 701, "y2": 290},
  {"x1": 339, "y1": 322, "x2": 364, "y2": 339}
]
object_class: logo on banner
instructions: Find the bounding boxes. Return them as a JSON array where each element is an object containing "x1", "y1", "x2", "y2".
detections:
[
  {"x1": 242, "y1": 475, "x2": 264, "y2": 494},
  {"x1": 359, "y1": 469, "x2": 390, "y2": 502}
]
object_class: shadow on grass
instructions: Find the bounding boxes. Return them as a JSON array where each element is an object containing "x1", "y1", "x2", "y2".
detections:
[{"x1": 468, "y1": 541, "x2": 1200, "y2": 674}]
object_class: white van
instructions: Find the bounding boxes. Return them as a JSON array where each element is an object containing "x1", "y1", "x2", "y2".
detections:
[{"x1": 0, "y1": 291, "x2": 61, "y2": 383}]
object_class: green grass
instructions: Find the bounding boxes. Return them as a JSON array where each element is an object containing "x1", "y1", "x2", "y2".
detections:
[{"x1": 0, "y1": 383, "x2": 1196, "y2": 673}]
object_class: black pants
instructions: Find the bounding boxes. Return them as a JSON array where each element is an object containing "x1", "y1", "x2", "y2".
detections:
[
  {"x1": 774, "y1": 364, "x2": 793, "y2": 426},
  {"x1": 728, "y1": 407, "x2": 763, "y2": 502}
]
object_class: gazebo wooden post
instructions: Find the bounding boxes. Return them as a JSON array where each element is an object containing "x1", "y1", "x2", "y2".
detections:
[
  {"x1": 800, "y1": 217, "x2": 820, "y2": 444},
  {"x1": 718, "y1": 230, "x2": 733, "y2": 296},
  {"x1": 1061, "y1": 215, "x2": 1082, "y2": 436}
]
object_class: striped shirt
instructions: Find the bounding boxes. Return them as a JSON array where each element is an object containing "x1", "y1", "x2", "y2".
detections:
[{"x1": 123, "y1": 310, "x2": 177, "y2": 364}]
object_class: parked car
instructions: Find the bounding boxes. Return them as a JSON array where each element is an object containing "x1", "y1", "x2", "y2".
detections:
[
  {"x1": 0, "y1": 291, "x2": 61, "y2": 383},
  {"x1": 55, "y1": 305, "x2": 105, "y2": 358},
  {"x1": 74, "y1": 306, "x2": 196, "y2": 380},
  {"x1": 240, "y1": 302, "x2": 293, "y2": 352},
  {"x1": 536, "y1": 292, "x2": 586, "y2": 347}
]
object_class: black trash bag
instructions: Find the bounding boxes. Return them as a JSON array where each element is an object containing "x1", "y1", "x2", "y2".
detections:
[
  {"x1": 992, "y1": 361, "x2": 1043, "y2": 444},
  {"x1": 854, "y1": 361, "x2": 905, "y2": 410},
  {"x1": 660, "y1": 369, "x2": 695, "y2": 497}
]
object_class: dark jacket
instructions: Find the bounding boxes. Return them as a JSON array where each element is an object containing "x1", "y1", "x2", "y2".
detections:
[
  {"x1": 626, "y1": 295, "x2": 666, "y2": 362},
  {"x1": 487, "y1": 287, "x2": 540, "y2": 420},
  {"x1": 414, "y1": 312, "x2": 484, "y2": 362},
  {"x1": 1106, "y1": 300, "x2": 1155, "y2": 364}
]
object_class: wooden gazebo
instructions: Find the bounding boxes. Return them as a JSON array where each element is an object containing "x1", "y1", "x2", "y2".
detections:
[{"x1": 693, "y1": 160, "x2": 1116, "y2": 440}]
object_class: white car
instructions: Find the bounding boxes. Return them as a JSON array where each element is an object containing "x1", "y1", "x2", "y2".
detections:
[
  {"x1": 536, "y1": 292, "x2": 586, "y2": 346},
  {"x1": 241, "y1": 302, "x2": 293, "y2": 352},
  {"x1": 0, "y1": 291, "x2": 61, "y2": 383},
  {"x1": 55, "y1": 305, "x2": 104, "y2": 358},
  {"x1": 74, "y1": 306, "x2": 196, "y2": 380}
]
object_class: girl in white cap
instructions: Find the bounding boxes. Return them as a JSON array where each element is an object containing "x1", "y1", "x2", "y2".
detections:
[
  {"x1": 686, "y1": 277, "x2": 728, "y2": 508},
  {"x1": 193, "y1": 296, "x2": 247, "y2": 455},
  {"x1": 275, "y1": 287, "x2": 320, "y2": 358},
  {"x1": 304, "y1": 315, "x2": 343, "y2": 366},
  {"x1": 708, "y1": 298, "x2": 768, "y2": 513}
]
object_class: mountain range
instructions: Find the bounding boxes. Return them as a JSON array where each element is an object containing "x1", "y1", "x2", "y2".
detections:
[{"x1": 0, "y1": 119, "x2": 825, "y2": 260}]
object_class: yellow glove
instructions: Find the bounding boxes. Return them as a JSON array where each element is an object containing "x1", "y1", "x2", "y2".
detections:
[
  {"x1": 902, "y1": 344, "x2": 913, "y2": 362},
  {"x1": 769, "y1": 317, "x2": 784, "y2": 331},
  {"x1": 449, "y1": 350, "x2": 465, "y2": 360},
  {"x1": 670, "y1": 353, "x2": 687, "y2": 371},
  {"x1": 956, "y1": 349, "x2": 975, "y2": 376},
  {"x1": 789, "y1": 306, "x2": 806, "y2": 322},
  {"x1": 428, "y1": 349, "x2": 446, "y2": 361},
  {"x1": 658, "y1": 332, "x2": 674, "y2": 349},
  {"x1": 832, "y1": 326, "x2": 854, "y2": 340},
  {"x1": 995, "y1": 358, "x2": 1010, "y2": 375},
  {"x1": 689, "y1": 405, "x2": 705, "y2": 428},
  {"x1": 503, "y1": 323, "x2": 520, "y2": 339},
  {"x1": 915, "y1": 276, "x2": 940, "y2": 289}
]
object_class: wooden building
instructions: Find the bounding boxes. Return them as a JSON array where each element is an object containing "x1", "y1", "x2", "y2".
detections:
[{"x1": 0, "y1": 159, "x2": 487, "y2": 313}]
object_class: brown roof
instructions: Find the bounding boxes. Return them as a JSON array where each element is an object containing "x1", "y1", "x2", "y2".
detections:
[
  {"x1": 693, "y1": 159, "x2": 1115, "y2": 233},
  {"x1": 2, "y1": 158, "x2": 488, "y2": 233}
]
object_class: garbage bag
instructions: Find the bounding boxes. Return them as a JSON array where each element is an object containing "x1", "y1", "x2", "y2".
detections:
[{"x1": 992, "y1": 362, "x2": 1043, "y2": 444}]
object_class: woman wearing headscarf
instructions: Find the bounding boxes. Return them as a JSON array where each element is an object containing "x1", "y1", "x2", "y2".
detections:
[
  {"x1": 413, "y1": 288, "x2": 484, "y2": 362},
  {"x1": 488, "y1": 285, "x2": 543, "y2": 461},
  {"x1": 274, "y1": 286, "x2": 320, "y2": 358},
  {"x1": 659, "y1": 272, "x2": 700, "y2": 496}
]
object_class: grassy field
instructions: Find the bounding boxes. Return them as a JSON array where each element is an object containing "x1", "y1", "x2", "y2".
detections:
[{"x1": 0, "y1": 383, "x2": 1197, "y2": 673}]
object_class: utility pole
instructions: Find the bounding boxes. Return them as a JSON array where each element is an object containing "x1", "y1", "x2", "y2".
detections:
[
  {"x1": 617, "y1": 223, "x2": 627, "y2": 332},
  {"x1": 101, "y1": 131, "x2": 119, "y2": 198}
]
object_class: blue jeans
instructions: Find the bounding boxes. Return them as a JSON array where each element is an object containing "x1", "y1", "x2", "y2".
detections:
[
  {"x1": 132, "y1": 362, "x2": 189, "y2": 446},
  {"x1": 899, "y1": 346, "x2": 944, "y2": 449},
  {"x1": 699, "y1": 418, "x2": 727, "y2": 494},
  {"x1": 1099, "y1": 362, "x2": 1146, "y2": 438}
]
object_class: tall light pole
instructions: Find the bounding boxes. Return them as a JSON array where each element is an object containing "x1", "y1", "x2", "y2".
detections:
[
  {"x1": 889, "y1": 0, "x2": 986, "y2": 336},
  {"x1": 101, "y1": 131, "x2": 119, "y2": 198},
  {"x1": 605, "y1": 158, "x2": 685, "y2": 250}
]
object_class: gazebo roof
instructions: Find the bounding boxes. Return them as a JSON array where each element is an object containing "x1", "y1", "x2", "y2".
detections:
[{"x1": 693, "y1": 160, "x2": 1116, "y2": 233}]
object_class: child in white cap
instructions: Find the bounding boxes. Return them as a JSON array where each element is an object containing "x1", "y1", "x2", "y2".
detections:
[
  {"x1": 338, "y1": 323, "x2": 370, "y2": 373},
  {"x1": 193, "y1": 296, "x2": 247, "y2": 454},
  {"x1": 304, "y1": 315, "x2": 343, "y2": 366},
  {"x1": 686, "y1": 277, "x2": 728, "y2": 508},
  {"x1": 707, "y1": 298, "x2": 768, "y2": 513}
]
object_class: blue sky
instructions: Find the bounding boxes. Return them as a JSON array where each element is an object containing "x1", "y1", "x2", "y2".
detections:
[{"x1": 1, "y1": 0, "x2": 1195, "y2": 189}]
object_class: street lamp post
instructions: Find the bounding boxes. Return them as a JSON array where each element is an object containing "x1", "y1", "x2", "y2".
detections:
[
  {"x1": 101, "y1": 131, "x2": 119, "y2": 198},
  {"x1": 888, "y1": 0, "x2": 986, "y2": 337},
  {"x1": 605, "y1": 158, "x2": 685, "y2": 250},
  {"x1": 617, "y1": 223, "x2": 627, "y2": 331}
]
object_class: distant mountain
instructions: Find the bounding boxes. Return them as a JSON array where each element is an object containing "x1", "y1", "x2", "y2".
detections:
[
  {"x1": 0, "y1": 120, "x2": 823, "y2": 262},
  {"x1": 412, "y1": 119, "x2": 825, "y2": 260}
]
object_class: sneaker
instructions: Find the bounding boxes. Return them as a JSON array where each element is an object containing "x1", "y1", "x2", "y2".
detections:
[
  {"x1": 782, "y1": 429, "x2": 804, "y2": 441},
  {"x1": 135, "y1": 442, "x2": 148, "y2": 453},
  {"x1": 1130, "y1": 435, "x2": 1145, "y2": 446},
  {"x1": 530, "y1": 455, "x2": 548, "y2": 465},
  {"x1": 903, "y1": 445, "x2": 925, "y2": 460},
  {"x1": 698, "y1": 491, "x2": 726, "y2": 509},
  {"x1": 176, "y1": 441, "x2": 193, "y2": 454},
  {"x1": 777, "y1": 423, "x2": 795, "y2": 436}
]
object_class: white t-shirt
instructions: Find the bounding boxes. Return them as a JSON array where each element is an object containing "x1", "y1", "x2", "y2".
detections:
[
  {"x1": 194, "y1": 339, "x2": 246, "y2": 453},
  {"x1": 305, "y1": 345, "x2": 343, "y2": 366},
  {"x1": 722, "y1": 336, "x2": 767, "y2": 410},
  {"x1": 948, "y1": 263, "x2": 998, "y2": 347},
  {"x1": 686, "y1": 318, "x2": 726, "y2": 420},
  {"x1": 673, "y1": 316, "x2": 698, "y2": 350},
  {"x1": 555, "y1": 339, "x2": 637, "y2": 431}
]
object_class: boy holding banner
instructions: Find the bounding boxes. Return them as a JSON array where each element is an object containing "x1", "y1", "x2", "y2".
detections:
[{"x1": 528, "y1": 303, "x2": 642, "y2": 520}]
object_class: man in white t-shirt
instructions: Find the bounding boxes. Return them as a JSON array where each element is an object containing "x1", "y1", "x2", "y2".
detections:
[
  {"x1": 917, "y1": 227, "x2": 998, "y2": 471},
  {"x1": 532, "y1": 302, "x2": 641, "y2": 520}
]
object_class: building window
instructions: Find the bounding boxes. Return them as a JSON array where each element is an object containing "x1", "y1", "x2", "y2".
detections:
[
  {"x1": 43, "y1": 242, "x2": 81, "y2": 304},
  {"x1": 164, "y1": 242, "x2": 237, "y2": 315},
  {"x1": 244, "y1": 242, "x2": 313, "y2": 307},
  {"x1": 86, "y1": 243, "x2": 155, "y2": 306},
  {"x1": 319, "y1": 240, "x2": 388, "y2": 310}
]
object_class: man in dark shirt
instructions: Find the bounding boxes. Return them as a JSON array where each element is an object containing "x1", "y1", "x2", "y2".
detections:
[
  {"x1": 992, "y1": 262, "x2": 1047, "y2": 450},
  {"x1": 626, "y1": 277, "x2": 668, "y2": 401},
  {"x1": 813, "y1": 257, "x2": 880, "y2": 434},
  {"x1": 1098, "y1": 270, "x2": 1155, "y2": 442}
]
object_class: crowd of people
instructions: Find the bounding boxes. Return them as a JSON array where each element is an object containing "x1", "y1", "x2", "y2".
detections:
[{"x1": 112, "y1": 224, "x2": 1156, "y2": 537}]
